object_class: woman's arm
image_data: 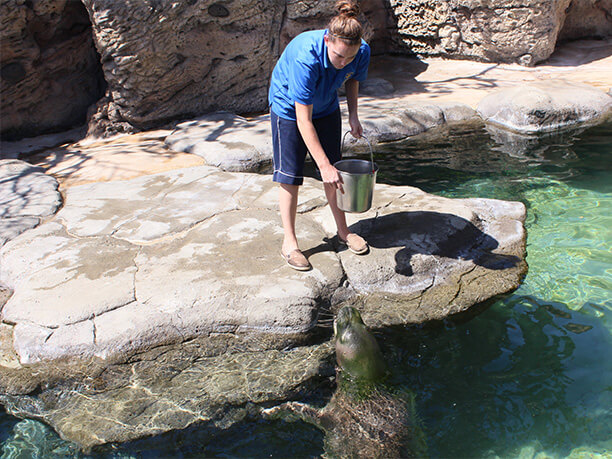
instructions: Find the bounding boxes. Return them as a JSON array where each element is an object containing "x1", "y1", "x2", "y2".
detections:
[
  {"x1": 345, "y1": 79, "x2": 363, "y2": 138},
  {"x1": 295, "y1": 102, "x2": 343, "y2": 190}
]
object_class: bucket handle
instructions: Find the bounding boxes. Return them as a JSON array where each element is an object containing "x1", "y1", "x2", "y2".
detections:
[{"x1": 342, "y1": 131, "x2": 375, "y2": 174}]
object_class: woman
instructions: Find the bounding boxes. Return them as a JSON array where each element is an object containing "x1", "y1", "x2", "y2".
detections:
[{"x1": 269, "y1": 0, "x2": 371, "y2": 271}]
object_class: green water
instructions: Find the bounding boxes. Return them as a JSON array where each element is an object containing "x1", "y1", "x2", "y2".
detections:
[{"x1": 1, "y1": 121, "x2": 611, "y2": 458}]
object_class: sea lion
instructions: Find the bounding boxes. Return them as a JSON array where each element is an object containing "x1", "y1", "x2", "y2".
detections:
[
  {"x1": 333, "y1": 305, "x2": 387, "y2": 382},
  {"x1": 262, "y1": 306, "x2": 427, "y2": 458}
]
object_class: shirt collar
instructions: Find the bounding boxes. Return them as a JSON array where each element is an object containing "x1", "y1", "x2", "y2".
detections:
[{"x1": 322, "y1": 29, "x2": 333, "y2": 70}]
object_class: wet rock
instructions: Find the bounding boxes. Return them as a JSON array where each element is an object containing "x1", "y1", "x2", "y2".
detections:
[
  {"x1": 0, "y1": 335, "x2": 335, "y2": 449},
  {"x1": 0, "y1": 142, "x2": 527, "y2": 449},
  {"x1": 310, "y1": 185, "x2": 527, "y2": 326},
  {"x1": 483, "y1": 122, "x2": 588, "y2": 157},
  {"x1": 356, "y1": 104, "x2": 447, "y2": 143},
  {"x1": 0, "y1": 167, "x2": 339, "y2": 363},
  {"x1": 477, "y1": 80, "x2": 612, "y2": 133},
  {"x1": 0, "y1": 163, "x2": 526, "y2": 364},
  {"x1": 0, "y1": 419, "x2": 81, "y2": 457}
]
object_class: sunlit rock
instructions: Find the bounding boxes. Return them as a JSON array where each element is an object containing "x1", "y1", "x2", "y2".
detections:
[
  {"x1": 477, "y1": 80, "x2": 612, "y2": 133},
  {"x1": 165, "y1": 113, "x2": 273, "y2": 172}
]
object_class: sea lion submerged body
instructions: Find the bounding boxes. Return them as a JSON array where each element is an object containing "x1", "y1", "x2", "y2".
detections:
[
  {"x1": 333, "y1": 305, "x2": 388, "y2": 382},
  {"x1": 263, "y1": 306, "x2": 427, "y2": 458}
]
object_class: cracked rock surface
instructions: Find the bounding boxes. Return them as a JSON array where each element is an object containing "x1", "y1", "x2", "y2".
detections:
[{"x1": 1, "y1": 164, "x2": 526, "y2": 365}]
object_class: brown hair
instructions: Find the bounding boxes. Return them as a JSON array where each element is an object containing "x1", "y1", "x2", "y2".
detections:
[{"x1": 328, "y1": 0, "x2": 363, "y2": 46}]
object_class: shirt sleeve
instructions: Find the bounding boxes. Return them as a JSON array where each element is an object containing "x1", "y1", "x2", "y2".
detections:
[
  {"x1": 287, "y1": 57, "x2": 320, "y2": 106},
  {"x1": 351, "y1": 44, "x2": 371, "y2": 82}
]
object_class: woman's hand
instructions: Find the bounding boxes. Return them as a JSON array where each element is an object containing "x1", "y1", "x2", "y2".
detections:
[
  {"x1": 320, "y1": 163, "x2": 344, "y2": 193},
  {"x1": 348, "y1": 112, "x2": 363, "y2": 139}
]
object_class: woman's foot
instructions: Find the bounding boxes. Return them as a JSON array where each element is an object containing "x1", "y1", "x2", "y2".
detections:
[
  {"x1": 338, "y1": 233, "x2": 369, "y2": 255},
  {"x1": 281, "y1": 249, "x2": 311, "y2": 271}
]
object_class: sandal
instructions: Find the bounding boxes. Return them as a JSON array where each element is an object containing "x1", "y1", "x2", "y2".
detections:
[
  {"x1": 281, "y1": 249, "x2": 311, "y2": 271},
  {"x1": 338, "y1": 233, "x2": 369, "y2": 255}
]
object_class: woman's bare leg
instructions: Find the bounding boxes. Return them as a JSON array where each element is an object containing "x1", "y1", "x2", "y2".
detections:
[{"x1": 279, "y1": 183, "x2": 300, "y2": 254}]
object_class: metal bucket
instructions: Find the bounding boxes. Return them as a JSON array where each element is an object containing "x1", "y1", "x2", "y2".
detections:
[{"x1": 335, "y1": 133, "x2": 378, "y2": 213}]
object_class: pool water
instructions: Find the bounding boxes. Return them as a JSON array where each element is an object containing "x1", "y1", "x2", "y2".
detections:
[{"x1": 1, "y1": 121, "x2": 611, "y2": 458}]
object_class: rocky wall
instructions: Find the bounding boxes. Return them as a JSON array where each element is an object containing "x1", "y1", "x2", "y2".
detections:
[
  {"x1": 0, "y1": 0, "x2": 104, "y2": 141},
  {"x1": 558, "y1": 0, "x2": 612, "y2": 41},
  {"x1": 2, "y1": 0, "x2": 610, "y2": 140}
]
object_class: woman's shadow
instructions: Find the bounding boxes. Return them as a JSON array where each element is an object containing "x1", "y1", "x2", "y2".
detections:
[{"x1": 343, "y1": 211, "x2": 522, "y2": 276}]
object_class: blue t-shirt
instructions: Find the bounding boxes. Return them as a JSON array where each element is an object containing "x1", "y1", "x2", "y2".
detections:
[{"x1": 269, "y1": 30, "x2": 370, "y2": 120}]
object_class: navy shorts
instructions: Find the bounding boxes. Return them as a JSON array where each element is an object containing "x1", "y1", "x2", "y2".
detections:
[{"x1": 271, "y1": 108, "x2": 342, "y2": 185}]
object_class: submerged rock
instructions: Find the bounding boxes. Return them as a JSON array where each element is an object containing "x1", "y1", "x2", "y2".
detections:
[{"x1": 0, "y1": 332, "x2": 335, "y2": 450}]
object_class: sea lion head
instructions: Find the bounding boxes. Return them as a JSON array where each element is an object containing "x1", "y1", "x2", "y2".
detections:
[{"x1": 334, "y1": 306, "x2": 387, "y2": 382}]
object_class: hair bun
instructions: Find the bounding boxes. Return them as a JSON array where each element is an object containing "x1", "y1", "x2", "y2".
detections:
[{"x1": 336, "y1": 0, "x2": 360, "y2": 18}]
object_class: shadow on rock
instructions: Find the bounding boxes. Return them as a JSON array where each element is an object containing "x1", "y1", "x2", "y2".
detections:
[{"x1": 351, "y1": 211, "x2": 521, "y2": 276}]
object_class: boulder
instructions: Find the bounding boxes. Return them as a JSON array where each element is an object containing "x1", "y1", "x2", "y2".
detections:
[
  {"x1": 387, "y1": 0, "x2": 572, "y2": 65},
  {"x1": 354, "y1": 102, "x2": 476, "y2": 144},
  {"x1": 164, "y1": 104, "x2": 479, "y2": 172},
  {"x1": 0, "y1": 0, "x2": 104, "y2": 140},
  {"x1": 81, "y1": 0, "x2": 284, "y2": 134},
  {"x1": 0, "y1": 161, "x2": 526, "y2": 448},
  {"x1": 477, "y1": 80, "x2": 612, "y2": 133},
  {"x1": 310, "y1": 185, "x2": 527, "y2": 326}
]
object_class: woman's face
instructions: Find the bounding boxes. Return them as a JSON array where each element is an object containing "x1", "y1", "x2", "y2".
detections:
[{"x1": 324, "y1": 35, "x2": 360, "y2": 70}]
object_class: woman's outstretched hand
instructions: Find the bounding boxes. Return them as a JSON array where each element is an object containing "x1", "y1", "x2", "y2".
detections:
[{"x1": 320, "y1": 163, "x2": 344, "y2": 193}]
